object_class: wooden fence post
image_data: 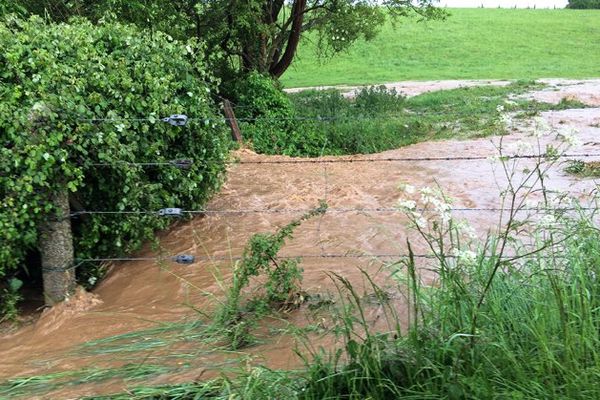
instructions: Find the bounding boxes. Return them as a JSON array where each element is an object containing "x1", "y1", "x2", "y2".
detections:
[
  {"x1": 39, "y1": 187, "x2": 76, "y2": 306},
  {"x1": 222, "y1": 99, "x2": 243, "y2": 143}
]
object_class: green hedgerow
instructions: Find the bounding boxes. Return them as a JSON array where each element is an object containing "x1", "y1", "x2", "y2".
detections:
[{"x1": 0, "y1": 15, "x2": 230, "y2": 312}]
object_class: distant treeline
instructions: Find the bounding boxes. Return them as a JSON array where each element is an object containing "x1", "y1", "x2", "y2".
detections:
[{"x1": 567, "y1": 0, "x2": 600, "y2": 8}]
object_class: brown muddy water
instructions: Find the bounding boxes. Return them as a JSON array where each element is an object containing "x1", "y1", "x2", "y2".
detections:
[{"x1": 2, "y1": 80, "x2": 600, "y2": 399}]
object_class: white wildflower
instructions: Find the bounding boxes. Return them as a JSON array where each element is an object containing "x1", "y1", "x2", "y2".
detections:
[
  {"x1": 509, "y1": 140, "x2": 533, "y2": 155},
  {"x1": 559, "y1": 127, "x2": 581, "y2": 147},
  {"x1": 398, "y1": 199, "x2": 417, "y2": 210},
  {"x1": 462, "y1": 224, "x2": 478, "y2": 240},
  {"x1": 420, "y1": 187, "x2": 434, "y2": 196},
  {"x1": 452, "y1": 248, "x2": 477, "y2": 265},
  {"x1": 431, "y1": 197, "x2": 451, "y2": 214},
  {"x1": 501, "y1": 114, "x2": 514, "y2": 127},
  {"x1": 532, "y1": 117, "x2": 551, "y2": 137},
  {"x1": 440, "y1": 210, "x2": 451, "y2": 223},
  {"x1": 537, "y1": 214, "x2": 557, "y2": 229},
  {"x1": 415, "y1": 216, "x2": 427, "y2": 229},
  {"x1": 421, "y1": 194, "x2": 433, "y2": 205},
  {"x1": 496, "y1": 105, "x2": 505, "y2": 113},
  {"x1": 399, "y1": 183, "x2": 415, "y2": 194},
  {"x1": 419, "y1": 187, "x2": 436, "y2": 205}
]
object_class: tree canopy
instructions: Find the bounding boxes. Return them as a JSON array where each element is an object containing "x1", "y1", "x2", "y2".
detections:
[{"x1": 8, "y1": 0, "x2": 445, "y2": 79}]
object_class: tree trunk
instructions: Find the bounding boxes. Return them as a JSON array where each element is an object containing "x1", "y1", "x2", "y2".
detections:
[
  {"x1": 269, "y1": 0, "x2": 307, "y2": 78},
  {"x1": 39, "y1": 187, "x2": 76, "y2": 306}
]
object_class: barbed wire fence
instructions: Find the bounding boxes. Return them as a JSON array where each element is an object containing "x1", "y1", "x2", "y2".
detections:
[{"x1": 28, "y1": 106, "x2": 600, "y2": 302}]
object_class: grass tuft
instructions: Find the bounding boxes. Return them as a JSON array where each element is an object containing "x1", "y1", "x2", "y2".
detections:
[{"x1": 565, "y1": 160, "x2": 600, "y2": 177}]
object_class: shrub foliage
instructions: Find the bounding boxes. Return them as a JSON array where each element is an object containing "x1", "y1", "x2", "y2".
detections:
[
  {"x1": 239, "y1": 81, "x2": 544, "y2": 157},
  {"x1": 0, "y1": 16, "x2": 229, "y2": 302}
]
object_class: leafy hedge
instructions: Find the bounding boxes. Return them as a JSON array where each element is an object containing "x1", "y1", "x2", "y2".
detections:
[
  {"x1": 233, "y1": 72, "x2": 327, "y2": 156},
  {"x1": 239, "y1": 81, "x2": 555, "y2": 158},
  {"x1": 0, "y1": 16, "x2": 229, "y2": 302},
  {"x1": 236, "y1": 78, "x2": 410, "y2": 157}
]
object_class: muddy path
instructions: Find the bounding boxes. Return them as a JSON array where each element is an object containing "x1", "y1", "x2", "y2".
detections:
[{"x1": 1, "y1": 79, "x2": 600, "y2": 398}]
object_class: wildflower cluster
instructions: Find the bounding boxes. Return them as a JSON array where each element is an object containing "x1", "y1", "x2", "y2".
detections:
[{"x1": 397, "y1": 184, "x2": 479, "y2": 271}]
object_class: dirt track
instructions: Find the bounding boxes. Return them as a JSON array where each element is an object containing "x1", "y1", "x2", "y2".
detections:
[{"x1": 2, "y1": 79, "x2": 600, "y2": 398}]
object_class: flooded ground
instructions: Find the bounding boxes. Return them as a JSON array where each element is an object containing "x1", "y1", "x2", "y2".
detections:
[
  {"x1": 1, "y1": 79, "x2": 600, "y2": 398},
  {"x1": 284, "y1": 78, "x2": 513, "y2": 97}
]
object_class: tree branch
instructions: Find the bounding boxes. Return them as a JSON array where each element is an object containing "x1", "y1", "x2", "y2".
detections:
[{"x1": 269, "y1": 0, "x2": 307, "y2": 77}]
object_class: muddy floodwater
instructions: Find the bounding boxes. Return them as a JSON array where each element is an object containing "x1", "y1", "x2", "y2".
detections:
[{"x1": 2, "y1": 79, "x2": 600, "y2": 398}]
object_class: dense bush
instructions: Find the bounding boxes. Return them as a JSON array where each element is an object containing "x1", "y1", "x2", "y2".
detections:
[
  {"x1": 290, "y1": 87, "x2": 411, "y2": 155},
  {"x1": 237, "y1": 83, "x2": 411, "y2": 157},
  {"x1": 0, "y1": 16, "x2": 229, "y2": 309},
  {"x1": 240, "y1": 82, "x2": 557, "y2": 158},
  {"x1": 234, "y1": 72, "x2": 327, "y2": 156},
  {"x1": 237, "y1": 84, "x2": 420, "y2": 156},
  {"x1": 567, "y1": 0, "x2": 600, "y2": 8}
]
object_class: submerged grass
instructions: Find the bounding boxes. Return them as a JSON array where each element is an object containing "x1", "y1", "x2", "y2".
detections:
[
  {"x1": 76, "y1": 320, "x2": 207, "y2": 356},
  {"x1": 86, "y1": 367, "x2": 304, "y2": 400},
  {"x1": 96, "y1": 211, "x2": 600, "y2": 399},
  {"x1": 0, "y1": 363, "x2": 181, "y2": 398},
  {"x1": 565, "y1": 160, "x2": 600, "y2": 178}
]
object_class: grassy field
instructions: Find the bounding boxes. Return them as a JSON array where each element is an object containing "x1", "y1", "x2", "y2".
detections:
[{"x1": 282, "y1": 8, "x2": 600, "y2": 87}]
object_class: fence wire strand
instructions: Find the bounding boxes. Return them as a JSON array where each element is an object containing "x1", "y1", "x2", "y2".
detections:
[
  {"x1": 76, "y1": 152, "x2": 600, "y2": 170},
  {"x1": 68, "y1": 206, "x2": 596, "y2": 218},
  {"x1": 44, "y1": 253, "x2": 440, "y2": 272},
  {"x1": 26, "y1": 107, "x2": 600, "y2": 274}
]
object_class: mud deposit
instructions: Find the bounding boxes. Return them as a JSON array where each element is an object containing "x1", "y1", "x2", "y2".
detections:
[{"x1": 2, "y1": 80, "x2": 600, "y2": 398}]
